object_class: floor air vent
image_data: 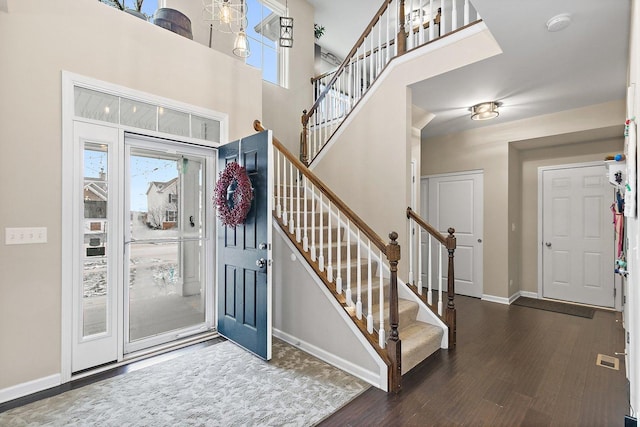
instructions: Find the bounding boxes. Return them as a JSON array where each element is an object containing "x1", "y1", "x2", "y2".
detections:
[{"x1": 596, "y1": 354, "x2": 620, "y2": 370}]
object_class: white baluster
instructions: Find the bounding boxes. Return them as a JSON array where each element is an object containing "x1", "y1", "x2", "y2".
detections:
[
  {"x1": 408, "y1": 0, "x2": 414, "y2": 50},
  {"x1": 438, "y1": 244, "x2": 443, "y2": 316},
  {"x1": 369, "y1": 34, "x2": 373, "y2": 88},
  {"x1": 336, "y1": 211, "x2": 343, "y2": 294},
  {"x1": 417, "y1": 224, "x2": 423, "y2": 295},
  {"x1": 356, "y1": 229, "x2": 363, "y2": 319},
  {"x1": 282, "y1": 157, "x2": 288, "y2": 226},
  {"x1": 377, "y1": 17, "x2": 382, "y2": 75},
  {"x1": 313, "y1": 110, "x2": 318, "y2": 159},
  {"x1": 408, "y1": 218, "x2": 414, "y2": 285},
  {"x1": 464, "y1": 0, "x2": 469, "y2": 25},
  {"x1": 276, "y1": 151, "x2": 281, "y2": 218},
  {"x1": 428, "y1": 234, "x2": 433, "y2": 305},
  {"x1": 429, "y1": 0, "x2": 434, "y2": 41},
  {"x1": 440, "y1": 0, "x2": 445, "y2": 36},
  {"x1": 288, "y1": 161, "x2": 294, "y2": 234},
  {"x1": 346, "y1": 220, "x2": 353, "y2": 306},
  {"x1": 395, "y1": 0, "x2": 399, "y2": 56},
  {"x1": 378, "y1": 249, "x2": 385, "y2": 348},
  {"x1": 452, "y1": 0, "x2": 458, "y2": 31},
  {"x1": 386, "y1": 7, "x2": 390, "y2": 65},
  {"x1": 302, "y1": 176, "x2": 309, "y2": 252},
  {"x1": 295, "y1": 168, "x2": 301, "y2": 242},
  {"x1": 418, "y1": 2, "x2": 425, "y2": 45},
  {"x1": 310, "y1": 184, "x2": 316, "y2": 261},
  {"x1": 327, "y1": 202, "x2": 333, "y2": 282},
  {"x1": 318, "y1": 193, "x2": 324, "y2": 271},
  {"x1": 366, "y1": 240, "x2": 373, "y2": 334}
]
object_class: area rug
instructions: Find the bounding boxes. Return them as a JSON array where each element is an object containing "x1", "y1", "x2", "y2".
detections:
[
  {"x1": 512, "y1": 297, "x2": 595, "y2": 318},
  {"x1": 1, "y1": 340, "x2": 369, "y2": 426}
]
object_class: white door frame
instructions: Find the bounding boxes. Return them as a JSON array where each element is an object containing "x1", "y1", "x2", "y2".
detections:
[
  {"x1": 61, "y1": 72, "x2": 228, "y2": 383},
  {"x1": 537, "y1": 161, "x2": 619, "y2": 309}
]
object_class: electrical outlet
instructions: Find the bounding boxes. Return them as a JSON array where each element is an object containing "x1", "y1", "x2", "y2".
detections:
[{"x1": 5, "y1": 227, "x2": 47, "y2": 245}]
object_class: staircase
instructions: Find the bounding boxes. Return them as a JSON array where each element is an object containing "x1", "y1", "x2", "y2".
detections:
[
  {"x1": 256, "y1": 121, "x2": 452, "y2": 392},
  {"x1": 278, "y1": 183, "x2": 444, "y2": 375}
]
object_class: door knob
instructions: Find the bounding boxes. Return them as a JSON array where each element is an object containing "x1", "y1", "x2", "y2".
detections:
[
  {"x1": 256, "y1": 258, "x2": 267, "y2": 268},
  {"x1": 259, "y1": 242, "x2": 267, "y2": 250},
  {"x1": 477, "y1": 239, "x2": 482, "y2": 243},
  {"x1": 545, "y1": 242, "x2": 552, "y2": 247}
]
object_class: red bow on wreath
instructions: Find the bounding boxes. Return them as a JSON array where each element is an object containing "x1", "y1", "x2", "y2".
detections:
[{"x1": 214, "y1": 162, "x2": 254, "y2": 227}]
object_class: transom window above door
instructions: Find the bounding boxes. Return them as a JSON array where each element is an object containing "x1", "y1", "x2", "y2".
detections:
[{"x1": 73, "y1": 86, "x2": 222, "y2": 144}]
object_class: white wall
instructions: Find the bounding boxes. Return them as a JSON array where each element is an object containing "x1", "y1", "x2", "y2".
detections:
[
  {"x1": 0, "y1": 0, "x2": 261, "y2": 392},
  {"x1": 517, "y1": 137, "x2": 624, "y2": 295},
  {"x1": 312, "y1": 24, "x2": 502, "y2": 276},
  {"x1": 422, "y1": 100, "x2": 625, "y2": 300},
  {"x1": 272, "y1": 227, "x2": 385, "y2": 388}
]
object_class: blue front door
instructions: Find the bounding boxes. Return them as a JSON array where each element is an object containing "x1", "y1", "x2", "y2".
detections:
[{"x1": 217, "y1": 131, "x2": 272, "y2": 359}]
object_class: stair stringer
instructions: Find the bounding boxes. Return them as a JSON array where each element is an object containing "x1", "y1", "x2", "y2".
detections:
[{"x1": 272, "y1": 220, "x2": 390, "y2": 391}]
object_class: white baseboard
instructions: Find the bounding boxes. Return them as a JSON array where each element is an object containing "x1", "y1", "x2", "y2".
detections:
[
  {"x1": 519, "y1": 291, "x2": 538, "y2": 299},
  {"x1": 481, "y1": 294, "x2": 511, "y2": 305},
  {"x1": 273, "y1": 328, "x2": 381, "y2": 389},
  {"x1": 0, "y1": 373, "x2": 60, "y2": 404},
  {"x1": 483, "y1": 291, "x2": 538, "y2": 305}
]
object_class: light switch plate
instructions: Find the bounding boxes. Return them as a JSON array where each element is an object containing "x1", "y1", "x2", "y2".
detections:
[{"x1": 5, "y1": 227, "x2": 48, "y2": 245}]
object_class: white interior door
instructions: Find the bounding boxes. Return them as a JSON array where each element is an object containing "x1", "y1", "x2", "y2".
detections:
[
  {"x1": 541, "y1": 164, "x2": 614, "y2": 307},
  {"x1": 424, "y1": 172, "x2": 483, "y2": 298}
]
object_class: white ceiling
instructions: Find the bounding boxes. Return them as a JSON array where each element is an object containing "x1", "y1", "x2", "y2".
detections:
[{"x1": 307, "y1": 0, "x2": 631, "y2": 139}]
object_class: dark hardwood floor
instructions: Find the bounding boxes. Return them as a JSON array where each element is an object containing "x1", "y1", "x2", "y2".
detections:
[
  {"x1": 1, "y1": 297, "x2": 629, "y2": 426},
  {"x1": 319, "y1": 295, "x2": 630, "y2": 427}
]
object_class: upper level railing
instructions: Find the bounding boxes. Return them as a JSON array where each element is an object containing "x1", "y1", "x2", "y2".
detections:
[
  {"x1": 406, "y1": 207, "x2": 456, "y2": 348},
  {"x1": 255, "y1": 120, "x2": 403, "y2": 392},
  {"x1": 301, "y1": 0, "x2": 480, "y2": 166}
]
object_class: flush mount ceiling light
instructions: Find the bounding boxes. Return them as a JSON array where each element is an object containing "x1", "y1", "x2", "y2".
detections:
[
  {"x1": 470, "y1": 101, "x2": 500, "y2": 121},
  {"x1": 546, "y1": 13, "x2": 571, "y2": 32}
]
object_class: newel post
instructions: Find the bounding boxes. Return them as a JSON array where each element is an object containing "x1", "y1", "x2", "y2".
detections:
[
  {"x1": 300, "y1": 110, "x2": 309, "y2": 166},
  {"x1": 397, "y1": 0, "x2": 407, "y2": 54},
  {"x1": 386, "y1": 231, "x2": 402, "y2": 393},
  {"x1": 445, "y1": 227, "x2": 456, "y2": 348}
]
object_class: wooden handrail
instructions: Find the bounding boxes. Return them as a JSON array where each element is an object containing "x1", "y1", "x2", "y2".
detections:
[
  {"x1": 406, "y1": 207, "x2": 446, "y2": 245},
  {"x1": 302, "y1": 0, "x2": 394, "y2": 124},
  {"x1": 255, "y1": 120, "x2": 388, "y2": 254}
]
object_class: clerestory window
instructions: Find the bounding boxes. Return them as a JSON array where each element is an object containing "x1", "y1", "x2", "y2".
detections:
[{"x1": 245, "y1": 0, "x2": 288, "y2": 87}]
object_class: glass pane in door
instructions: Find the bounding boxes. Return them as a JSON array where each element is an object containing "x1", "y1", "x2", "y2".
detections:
[
  {"x1": 83, "y1": 143, "x2": 110, "y2": 337},
  {"x1": 127, "y1": 148, "x2": 206, "y2": 345}
]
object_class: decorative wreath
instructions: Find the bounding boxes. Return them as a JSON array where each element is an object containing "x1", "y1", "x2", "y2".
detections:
[{"x1": 214, "y1": 162, "x2": 254, "y2": 227}]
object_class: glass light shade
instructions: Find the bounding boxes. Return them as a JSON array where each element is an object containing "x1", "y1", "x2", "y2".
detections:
[
  {"x1": 203, "y1": 0, "x2": 247, "y2": 34},
  {"x1": 233, "y1": 31, "x2": 250, "y2": 57},
  {"x1": 470, "y1": 102, "x2": 500, "y2": 121}
]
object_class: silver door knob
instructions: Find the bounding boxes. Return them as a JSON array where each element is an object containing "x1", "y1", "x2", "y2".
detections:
[
  {"x1": 256, "y1": 258, "x2": 267, "y2": 268},
  {"x1": 545, "y1": 242, "x2": 552, "y2": 247},
  {"x1": 477, "y1": 239, "x2": 482, "y2": 243}
]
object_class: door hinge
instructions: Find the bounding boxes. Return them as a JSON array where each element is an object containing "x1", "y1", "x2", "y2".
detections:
[{"x1": 614, "y1": 287, "x2": 617, "y2": 298}]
